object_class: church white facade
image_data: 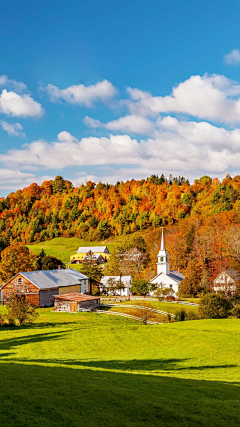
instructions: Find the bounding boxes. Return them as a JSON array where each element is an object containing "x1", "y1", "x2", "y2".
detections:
[{"x1": 150, "y1": 228, "x2": 184, "y2": 295}]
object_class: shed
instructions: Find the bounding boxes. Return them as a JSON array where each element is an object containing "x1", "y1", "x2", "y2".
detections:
[
  {"x1": 1, "y1": 269, "x2": 89, "y2": 307},
  {"x1": 54, "y1": 293, "x2": 100, "y2": 312}
]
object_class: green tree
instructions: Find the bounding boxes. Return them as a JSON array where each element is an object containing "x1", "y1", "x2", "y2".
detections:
[
  {"x1": 36, "y1": 250, "x2": 65, "y2": 270},
  {"x1": 130, "y1": 279, "x2": 155, "y2": 296},
  {"x1": 81, "y1": 250, "x2": 103, "y2": 294},
  {"x1": 6, "y1": 294, "x2": 39, "y2": 326},
  {"x1": 199, "y1": 294, "x2": 232, "y2": 319},
  {"x1": 52, "y1": 176, "x2": 66, "y2": 194},
  {"x1": 178, "y1": 260, "x2": 202, "y2": 297}
]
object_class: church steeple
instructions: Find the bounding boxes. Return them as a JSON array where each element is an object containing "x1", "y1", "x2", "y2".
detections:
[{"x1": 157, "y1": 227, "x2": 170, "y2": 275}]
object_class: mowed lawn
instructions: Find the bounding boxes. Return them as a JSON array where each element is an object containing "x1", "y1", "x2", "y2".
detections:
[{"x1": 0, "y1": 307, "x2": 239, "y2": 427}]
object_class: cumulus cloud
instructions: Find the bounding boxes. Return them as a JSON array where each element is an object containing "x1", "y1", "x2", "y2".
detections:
[
  {"x1": 126, "y1": 74, "x2": 240, "y2": 124},
  {"x1": 0, "y1": 121, "x2": 25, "y2": 137},
  {"x1": 0, "y1": 132, "x2": 141, "y2": 169},
  {"x1": 224, "y1": 49, "x2": 240, "y2": 65},
  {"x1": 0, "y1": 89, "x2": 44, "y2": 118},
  {"x1": 84, "y1": 114, "x2": 154, "y2": 134},
  {"x1": 0, "y1": 75, "x2": 27, "y2": 92},
  {"x1": 45, "y1": 80, "x2": 117, "y2": 107},
  {"x1": 1, "y1": 120, "x2": 240, "y2": 179}
]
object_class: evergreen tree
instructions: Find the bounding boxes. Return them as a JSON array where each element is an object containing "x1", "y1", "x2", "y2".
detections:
[{"x1": 81, "y1": 251, "x2": 103, "y2": 294}]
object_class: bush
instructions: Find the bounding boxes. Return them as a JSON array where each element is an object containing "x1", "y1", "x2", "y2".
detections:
[
  {"x1": 6, "y1": 295, "x2": 39, "y2": 326},
  {"x1": 186, "y1": 310, "x2": 199, "y2": 320},
  {"x1": 230, "y1": 304, "x2": 240, "y2": 318},
  {"x1": 175, "y1": 308, "x2": 187, "y2": 321},
  {"x1": 0, "y1": 313, "x2": 6, "y2": 326},
  {"x1": 199, "y1": 293, "x2": 232, "y2": 319}
]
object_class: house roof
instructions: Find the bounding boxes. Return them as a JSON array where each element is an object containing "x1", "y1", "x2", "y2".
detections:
[
  {"x1": 3, "y1": 269, "x2": 88, "y2": 291},
  {"x1": 100, "y1": 275, "x2": 132, "y2": 286},
  {"x1": 214, "y1": 269, "x2": 239, "y2": 282},
  {"x1": 54, "y1": 293, "x2": 100, "y2": 302},
  {"x1": 77, "y1": 246, "x2": 109, "y2": 254},
  {"x1": 150, "y1": 270, "x2": 184, "y2": 284}
]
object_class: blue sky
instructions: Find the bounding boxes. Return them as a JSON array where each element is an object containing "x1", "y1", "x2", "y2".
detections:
[{"x1": 0, "y1": 0, "x2": 240, "y2": 195}]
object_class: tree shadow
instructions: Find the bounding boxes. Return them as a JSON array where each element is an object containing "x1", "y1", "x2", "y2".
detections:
[
  {"x1": 0, "y1": 354, "x2": 237, "y2": 374},
  {"x1": 0, "y1": 360, "x2": 239, "y2": 427},
  {"x1": 0, "y1": 330, "x2": 70, "y2": 353}
]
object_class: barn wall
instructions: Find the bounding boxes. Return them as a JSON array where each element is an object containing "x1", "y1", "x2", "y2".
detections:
[
  {"x1": 59, "y1": 284, "x2": 81, "y2": 295},
  {"x1": 54, "y1": 300, "x2": 71, "y2": 311},
  {"x1": 80, "y1": 299, "x2": 100, "y2": 309},
  {"x1": 39, "y1": 289, "x2": 59, "y2": 307},
  {"x1": 2, "y1": 274, "x2": 39, "y2": 306}
]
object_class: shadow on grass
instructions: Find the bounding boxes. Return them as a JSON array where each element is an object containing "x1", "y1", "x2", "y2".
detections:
[
  {"x1": 0, "y1": 360, "x2": 239, "y2": 427},
  {"x1": 0, "y1": 330, "x2": 70, "y2": 352},
  {"x1": 1, "y1": 356, "x2": 237, "y2": 373}
]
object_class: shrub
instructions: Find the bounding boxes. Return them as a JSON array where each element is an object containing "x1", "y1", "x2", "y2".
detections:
[
  {"x1": 186, "y1": 310, "x2": 199, "y2": 320},
  {"x1": 0, "y1": 313, "x2": 6, "y2": 326},
  {"x1": 230, "y1": 304, "x2": 240, "y2": 318},
  {"x1": 199, "y1": 293, "x2": 232, "y2": 319},
  {"x1": 6, "y1": 295, "x2": 39, "y2": 326},
  {"x1": 175, "y1": 308, "x2": 187, "y2": 321}
]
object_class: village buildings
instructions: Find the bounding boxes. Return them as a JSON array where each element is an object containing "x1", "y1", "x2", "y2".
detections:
[
  {"x1": 1, "y1": 269, "x2": 89, "y2": 307},
  {"x1": 54, "y1": 292, "x2": 100, "y2": 312},
  {"x1": 150, "y1": 228, "x2": 184, "y2": 295},
  {"x1": 70, "y1": 246, "x2": 110, "y2": 264},
  {"x1": 100, "y1": 275, "x2": 132, "y2": 296},
  {"x1": 213, "y1": 270, "x2": 239, "y2": 294}
]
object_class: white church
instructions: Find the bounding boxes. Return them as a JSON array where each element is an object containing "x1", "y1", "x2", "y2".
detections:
[{"x1": 150, "y1": 228, "x2": 185, "y2": 295}]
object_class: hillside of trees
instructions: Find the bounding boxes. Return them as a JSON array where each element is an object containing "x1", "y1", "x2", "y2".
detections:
[
  {"x1": 0, "y1": 173, "x2": 240, "y2": 283},
  {"x1": 0, "y1": 173, "x2": 240, "y2": 290}
]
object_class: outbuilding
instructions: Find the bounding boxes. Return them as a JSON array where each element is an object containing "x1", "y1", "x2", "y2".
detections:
[
  {"x1": 54, "y1": 293, "x2": 100, "y2": 312},
  {"x1": 1, "y1": 269, "x2": 89, "y2": 307}
]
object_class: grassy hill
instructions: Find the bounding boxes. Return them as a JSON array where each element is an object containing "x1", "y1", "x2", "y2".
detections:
[
  {"x1": 0, "y1": 307, "x2": 239, "y2": 426},
  {"x1": 27, "y1": 236, "x2": 124, "y2": 264}
]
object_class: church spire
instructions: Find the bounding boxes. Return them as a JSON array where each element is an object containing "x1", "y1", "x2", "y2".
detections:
[
  {"x1": 156, "y1": 226, "x2": 170, "y2": 275},
  {"x1": 160, "y1": 227, "x2": 165, "y2": 251}
]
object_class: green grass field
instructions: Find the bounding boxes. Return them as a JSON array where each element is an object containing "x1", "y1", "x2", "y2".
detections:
[
  {"x1": 0, "y1": 306, "x2": 239, "y2": 426},
  {"x1": 27, "y1": 236, "x2": 121, "y2": 263},
  {"x1": 117, "y1": 300, "x2": 199, "y2": 314}
]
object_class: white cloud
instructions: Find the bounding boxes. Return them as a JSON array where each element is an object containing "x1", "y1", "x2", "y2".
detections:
[
  {"x1": 84, "y1": 114, "x2": 154, "y2": 134},
  {"x1": 46, "y1": 80, "x2": 117, "y2": 107},
  {"x1": 0, "y1": 75, "x2": 27, "y2": 92},
  {"x1": 0, "y1": 132, "x2": 141, "y2": 169},
  {"x1": 0, "y1": 121, "x2": 25, "y2": 137},
  {"x1": 1, "y1": 120, "x2": 240, "y2": 180},
  {"x1": 224, "y1": 49, "x2": 240, "y2": 65},
  {"x1": 126, "y1": 74, "x2": 240, "y2": 124},
  {"x1": 0, "y1": 89, "x2": 44, "y2": 118}
]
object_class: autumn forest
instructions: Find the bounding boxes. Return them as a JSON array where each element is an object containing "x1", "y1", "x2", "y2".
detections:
[{"x1": 1, "y1": 173, "x2": 240, "y2": 292}]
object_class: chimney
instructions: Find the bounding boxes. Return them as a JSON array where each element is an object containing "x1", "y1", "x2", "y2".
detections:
[
  {"x1": 58, "y1": 265, "x2": 61, "y2": 270},
  {"x1": 177, "y1": 266, "x2": 180, "y2": 272}
]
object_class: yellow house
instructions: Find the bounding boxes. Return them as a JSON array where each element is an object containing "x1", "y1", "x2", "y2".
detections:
[{"x1": 70, "y1": 246, "x2": 110, "y2": 264}]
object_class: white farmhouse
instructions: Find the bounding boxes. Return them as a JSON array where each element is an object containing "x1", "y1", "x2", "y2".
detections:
[
  {"x1": 100, "y1": 275, "x2": 132, "y2": 297},
  {"x1": 213, "y1": 270, "x2": 239, "y2": 294},
  {"x1": 150, "y1": 228, "x2": 184, "y2": 295}
]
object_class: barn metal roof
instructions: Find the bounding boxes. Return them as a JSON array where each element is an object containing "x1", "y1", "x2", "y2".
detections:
[
  {"x1": 54, "y1": 293, "x2": 100, "y2": 302},
  {"x1": 77, "y1": 246, "x2": 109, "y2": 254},
  {"x1": 19, "y1": 269, "x2": 88, "y2": 290}
]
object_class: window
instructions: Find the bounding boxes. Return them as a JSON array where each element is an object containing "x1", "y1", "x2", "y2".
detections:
[
  {"x1": 18, "y1": 277, "x2": 22, "y2": 284},
  {"x1": 170, "y1": 285, "x2": 172, "y2": 288},
  {"x1": 160, "y1": 257, "x2": 163, "y2": 262}
]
